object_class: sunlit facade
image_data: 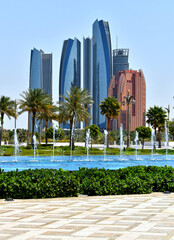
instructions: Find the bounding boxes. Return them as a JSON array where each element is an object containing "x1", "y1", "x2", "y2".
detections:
[
  {"x1": 59, "y1": 38, "x2": 81, "y2": 128},
  {"x1": 92, "y1": 19, "x2": 112, "y2": 129},
  {"x1": 59, "y1": 38, "x2": 81, "y2": 99},
  {"x1": 83, "y1": 37, "x2": 92, "y2": 127},
  {"x1": 29, "y1": 48, "x2": 52, "y2": 132}
]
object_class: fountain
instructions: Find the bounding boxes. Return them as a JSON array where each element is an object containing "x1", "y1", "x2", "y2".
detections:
[
  {"x1": 165, "y1": 121, "x2": 169, "y2": 159},
  {"x1": 134, "y1": 131, "x2": 139, "y2": 160},
  {"x1": 86, "y1": 128, "x2": 90, "y2": 160},
  {"x1": 151, "y1": 128, "x2": 155, "y2": 160},
  {"x1": 120, "y1": 124, "x2": 123, "y2": 159},
  {"x1": 33, "y1": 135, "x2": 37, "y2": 161},
  {"x1": 52, "y1": 123, "x2": 56, "y2": 160},
  {"x1": 104, "y1": 130, "x2": 108, "y2": 160},
  {"x1": 14, "y1": 129, "x2": 19, "y2": 161}
]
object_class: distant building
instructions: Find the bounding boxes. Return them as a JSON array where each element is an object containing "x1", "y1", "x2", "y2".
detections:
[
  {"x1": 113, "y1": 49, "x2": 129, "y2": 90},
  {"x1": 59, "y1": 38, "x2": 81, "y2": 128},
  {"x1": 59, "y1": 38, "x2": 81, "y2": 99},
  {"x1": 29, "y1": 48, "x2": 52, "y2": 132},
  {"x1": 83, "y1": 37, "x2": 92, "y2": 127},
  {"x1": 108, "y1": 69, "x2": 146, "y2": 131},
  {"x1": 92, "y1": 19, "x2": 112, "y2": 129}
]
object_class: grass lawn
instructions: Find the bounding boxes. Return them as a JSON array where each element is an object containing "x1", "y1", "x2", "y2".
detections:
[{"x1": 0, "y1": 144, "x2": 174, "y2": 156}]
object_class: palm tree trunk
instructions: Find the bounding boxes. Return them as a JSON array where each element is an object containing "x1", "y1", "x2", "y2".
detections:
[
  {"x1": 0, "y1": 113, "x2": 4, "y2": 146},
  {"x1": 39, "y1": 122, "x2": 41, "y2": 145},
  {"x1": 32, "y1": 112, "x2": 36, "y2": 147},
  {"x1": 70, "y1": 119, "x2": 72, "y2": 150},
  {"x1": 70, "y1": 118, "x2": 75, "y2": 151},
  {"x1": 158, "y1": 127, "x2": 161, "y2": 148},
  {"x1": 107, "y1": 118, "x2": 110, "y2": 148},
  {"x1": 27, "y1": 113, "x2": 30, "y2": 146},
  {"x1": 45, "y1": 120, "x2": 48, "y2": 144}
]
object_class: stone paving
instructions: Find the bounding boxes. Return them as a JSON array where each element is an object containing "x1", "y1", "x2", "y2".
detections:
[{"x1": 0, "y1": 193, "x2": 174, "y2": 240}]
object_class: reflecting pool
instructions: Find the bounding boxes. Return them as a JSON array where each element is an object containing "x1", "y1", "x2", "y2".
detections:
[{"x1": 0, "y1": 155, "x2": 174, "y2": 172}]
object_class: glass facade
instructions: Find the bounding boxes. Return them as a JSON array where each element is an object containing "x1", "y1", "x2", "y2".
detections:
[
  {"x1": 29, "y1": 48, "x2": 52, "y2": 132},
  {"x1": 83, "y1": 37, "x2": 92, "y2": 127},
  {"x1": 113, "y1": 49, "x2": 129, "y2": 79},
  {"x1": 59, "y1": 38, "x2": 81, "y2": 99},
  {"x1": 92, "y1": 19, "x2": 112, "y2": 129},
  {"x1": 59, "y1": 38, "x2": 81, "y2": 128}
]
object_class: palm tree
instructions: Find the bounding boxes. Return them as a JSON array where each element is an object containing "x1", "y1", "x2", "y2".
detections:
[
  {"x1": 99, "y1": 97, "x2": 121, "y2": 148},
  {"x1": 58, "y1": 86, "x2": 93, "y2": 150},
  {"x1": 19, "y1": 88, "x2": 50, "y2": 146},
  {"x1": 36, "y1": 97, "x2": 58, "y2": 144},
  {"x1": 146, "y1": 106, "x2": 167, "y2": 148},
  {"x1": 0, "y1": 96, "x2": 15, "y2": 146}
]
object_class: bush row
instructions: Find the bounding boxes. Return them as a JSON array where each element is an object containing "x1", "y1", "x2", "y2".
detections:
[{"x1": 0, "y1": 166, "x2": 173, "y2": 199}]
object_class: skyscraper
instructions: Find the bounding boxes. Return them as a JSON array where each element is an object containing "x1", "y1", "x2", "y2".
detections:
[
  {"x1": 59, "y1": 38, "x2": 81, "y2": 128},
  {"x1": 92, "y1": 19, "x2": 112, "y2": 129},
  {"x1": 29, "y1": 48, "x2": 52, "y2": 131},
  {"x1": 83, "y1": 37, "x2": 92, "y2": 126},
  {"x1": 113, "y1": 49, "x2": 129, "y2": 83},
  {"x1": 109, "y1": 69, "x2": 146, "y2": 131},
  {"x1": 59, "y1": 38, "x2": 81, "y2": 100},
  {"x1": 83, "y1": 37, "x2": 91, "y2": 94}
]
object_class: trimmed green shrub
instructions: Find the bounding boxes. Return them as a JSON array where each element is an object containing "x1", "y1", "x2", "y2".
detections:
[
  {"x1": 0, "y1": 168, "x2": 79, "y2": 199},
  {"x1": 0, "y1": 166, "x2": 173, "y2": 199}
]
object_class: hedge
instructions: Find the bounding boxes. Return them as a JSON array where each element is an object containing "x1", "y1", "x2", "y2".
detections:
[{"x1": 0, "y1": 166, "x2": 173, "y2": 199}]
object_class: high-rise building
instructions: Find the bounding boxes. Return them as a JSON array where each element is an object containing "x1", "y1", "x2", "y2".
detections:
[
  {"x1": 29, "y1": 48, "x2": 52, "y2": 131},
  {"x1": 59, "y1": 38, "x2": 81, "y2": 128},
  {"x1": 59, "y1": 38, "x2": 81, "y2": 100},
  {"x1": 109, "y1": 69, "x2": 146, "y2": 131},
  {"x1": 113, "y1": 49, "x2": 129, "y2": 85},
  {"x1": 92, "y1": 19, "x2": 112, "y2": 129},
  {"x1": 83, "y1": 37, "x2": 92, "y2": 126},
  {"x1": 83, "y1": 37, "x2": 91, "y2": 94}
]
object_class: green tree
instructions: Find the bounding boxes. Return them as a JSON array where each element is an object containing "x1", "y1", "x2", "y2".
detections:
[
  {"x1": 85, "y1": 124, "x2": 100, "y2": 148},
  {"x1": 19, "y1": 88, "x2": 51, "y2": 146},
  {"x1": 99, "y1": 97, "x2": 121, "y2": 148},
  {"x1": 146, "y1": 106, "x2": 167, "y2": 148},
  {"x1": 58, "y1": 86, "x2": 93, "y2": 150},
  {"x1": 45, "y1": 126, "x2": 63, "y2": 140},
  {"x1": 0, "y1": 96, "x2": 15, "y2": 146},
  {"x1": 17, "y1": 129, "x2": 28, "y2": 143},
  {"x1": 36, "y1": 96, "x2": 58, "y2": 144},
  {"x1": 136, "y1": 126, "x2": 151, "y2": 149},
  {"x1": 169, "y1": 120, "x2": 174, "y2": 140}
]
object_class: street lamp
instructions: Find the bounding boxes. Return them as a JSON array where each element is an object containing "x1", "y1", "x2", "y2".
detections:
[{"x1": 122, "y1": 90, "x2": 135, "y2": 147}]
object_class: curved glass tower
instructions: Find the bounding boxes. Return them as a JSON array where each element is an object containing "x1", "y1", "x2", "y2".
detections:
[
  {"x1": 92, "y1": 19, "x2": 112, "y2": 129},
  {"x1": 59, "y1": 38, "x2": 81, "y2": 128},
  {"x1": 59, "y1": 38, "x2": 81, "y2": 100}
]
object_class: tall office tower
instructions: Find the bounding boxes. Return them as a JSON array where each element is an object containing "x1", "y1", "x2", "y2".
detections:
[
  {"x1": 59, "y1": 38, "x2": 81, "y2": 99},
  {"x1": 113, "y1": 49, "x2": 129, "y2": 90},
  {"x1": 59, "y1": 38, "x2": 81, "y2": 128},
  {"x1": 109, "y1": 69, "x2": 146, "y2": 131},
  {"x1": 92, "y1": 19, "x2": 112, "y2": 129},
  {"x1": 29, "y1": 48, "x2": 52, "y2": 131},
  {"x1": 83, "y1": 37, "x2": 92, "y2": 126}
]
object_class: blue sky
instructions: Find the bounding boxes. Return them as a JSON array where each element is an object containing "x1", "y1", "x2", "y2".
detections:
[{"x1": 1, "y1": 0, "x2": 174, "y2": 129}]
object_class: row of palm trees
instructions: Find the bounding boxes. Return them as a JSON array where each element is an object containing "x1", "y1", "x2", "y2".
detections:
[
  {"x1": 0, "y1": 86, "x2": 94, "y2": 148},
  {"x1": 0, "y1": 86, "x2": 168, "y2": 149}
]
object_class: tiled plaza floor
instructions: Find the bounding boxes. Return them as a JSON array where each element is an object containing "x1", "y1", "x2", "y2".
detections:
[{"x1": 0, "y1": 193, "x2": 174, "y2": 240}]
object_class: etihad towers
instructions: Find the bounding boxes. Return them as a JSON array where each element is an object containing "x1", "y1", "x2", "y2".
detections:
[
  {"x1": 29, "y1": 48, "x2": 52, "y2": 131},
  {"x1": 59, "y1": 38, "x2": 81, "y2": 100},
  {"x1": 92, "y1": 19, "x2": 112, "y2": 129}
]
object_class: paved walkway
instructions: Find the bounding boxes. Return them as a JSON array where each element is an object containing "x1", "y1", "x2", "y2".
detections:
[{"x1": 0, "y1": 193, "x2": 174, "y2": 239}]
